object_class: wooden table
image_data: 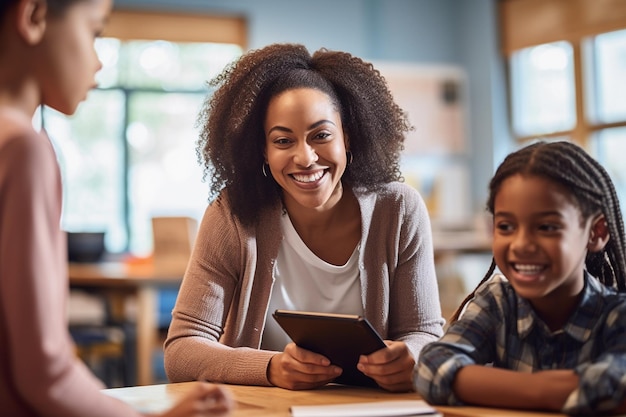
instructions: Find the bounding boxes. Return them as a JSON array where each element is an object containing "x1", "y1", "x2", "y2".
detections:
[
  {"x1": 69, "y1": 261, "x2": 183, "y2": 385},
  {"x1": 103, "y1": 381, "x2": 567, "y2": 417}
]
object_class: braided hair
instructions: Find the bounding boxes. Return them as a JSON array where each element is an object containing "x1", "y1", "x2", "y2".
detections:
[{"x1": 450, "y1": 140, "x2": 626, "y2": 323}]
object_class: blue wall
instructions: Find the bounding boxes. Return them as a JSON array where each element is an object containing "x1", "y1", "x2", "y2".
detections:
[{"x1": 113, "y1": 0, "x2": 512, "y2": 215}]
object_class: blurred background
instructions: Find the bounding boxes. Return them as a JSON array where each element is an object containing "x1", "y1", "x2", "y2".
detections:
[{"x1": 49, "y1": 0, "x2": 626, "y2": 387}]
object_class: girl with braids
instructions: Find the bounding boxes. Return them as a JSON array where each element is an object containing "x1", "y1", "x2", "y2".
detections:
[
  {"x1": 164, "y1": 43, "x2": 444, "y2": 392},
  {"x1": 0, "y1": 0, "x2": 233, "y2": 415},
  {"x1": 416, "y1": 141, "x2": 626, "y2": 415}
]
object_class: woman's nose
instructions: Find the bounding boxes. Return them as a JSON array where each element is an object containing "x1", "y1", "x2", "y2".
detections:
[{"x1": 294, "y1": 142, "x2": 318, "y2": 167}]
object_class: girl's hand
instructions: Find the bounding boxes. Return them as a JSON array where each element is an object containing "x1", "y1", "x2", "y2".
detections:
[
  {"x1": 267, "y1": 342, "x2": 343, "y2": 390},
  {"x1": 155, "y1": 382, "x2": 234, "y2": 417},
  {"x1": 357, "y1": 340, "x2": 415, "y2": 392}
]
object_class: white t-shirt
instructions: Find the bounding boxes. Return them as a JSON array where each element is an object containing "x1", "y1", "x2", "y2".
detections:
[{"x1": 261, "y1": 213, "x2": 363, "y2": 351}]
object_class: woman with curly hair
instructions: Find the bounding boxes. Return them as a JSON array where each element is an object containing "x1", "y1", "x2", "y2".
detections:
[{"x1": 164, "y1": 43, "x2": 444, "y2": 392}]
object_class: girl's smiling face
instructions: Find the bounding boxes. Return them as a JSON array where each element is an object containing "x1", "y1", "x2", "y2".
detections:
[
  {"x1": 492, "y1": 174, "x2": 596, "y2": 308},
  {"x1": 264, "y1": 87, "x2": 348, "y2": 213}
]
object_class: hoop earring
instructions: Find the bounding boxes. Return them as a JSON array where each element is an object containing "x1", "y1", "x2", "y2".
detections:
[
  {"x1": 346, "y1": 151, "x2": 353, "y2": 165},
  {"x1": 262, "y1": 163, "x2": 269, "y2": 177}
]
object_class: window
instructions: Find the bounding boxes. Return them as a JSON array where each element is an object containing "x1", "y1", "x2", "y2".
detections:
[
  {"x1": 500, "y1": 0, "x2": 626, "y2": 211},
  {"x1": 42, "y1": 11, "x2": 245, "y2": 255},
  {"x1": 510, "y1": 41, "x2": 576, "y2": 137},
  {"x1": 587, "y1": 30, "x2": 626, "y2": 125}
]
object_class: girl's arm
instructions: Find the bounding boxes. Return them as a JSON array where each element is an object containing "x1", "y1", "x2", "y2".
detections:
[
  {"x1": 415, "y1": 277, "x2": 507, "y2": 405},
  {"x1": 454, "y1": 366, "x2": 578, "y2": 411},
  {"x1": 449, "y1": 293, "x2": 626, "y2": 415}
]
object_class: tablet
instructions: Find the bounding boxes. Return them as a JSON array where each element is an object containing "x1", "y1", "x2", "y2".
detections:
[{"x1": 272, "y1": 309, "x2": 386, "y2": 388}]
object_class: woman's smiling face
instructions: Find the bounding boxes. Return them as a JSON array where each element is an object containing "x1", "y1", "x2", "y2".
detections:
[{"x1": 264, "y1": 87, "x2": 348, "y2": 213}]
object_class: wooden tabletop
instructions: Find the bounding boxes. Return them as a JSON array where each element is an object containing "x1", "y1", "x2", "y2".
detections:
[
  {"x1": 68, "y1": 261, "x2": 183, "y2": 385},
  {"x1": 68, "y1": 261, "x2": 183, "y2": 287},
  {"x1": 103, "y1": 381, "x2": 566, "y2": 417}
]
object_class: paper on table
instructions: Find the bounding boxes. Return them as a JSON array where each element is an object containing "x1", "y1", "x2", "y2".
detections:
[{"x1": 290, "y1": 400, "x2": 441, "y2": 417}]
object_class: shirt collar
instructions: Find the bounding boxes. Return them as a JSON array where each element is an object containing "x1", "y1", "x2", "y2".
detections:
[{"x1": 516, "y1": 271, "x2": 606, "y2": 342}]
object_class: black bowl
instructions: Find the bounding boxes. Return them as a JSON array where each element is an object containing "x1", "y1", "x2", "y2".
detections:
[{"x1": 67, "y1": 232, "x2": 106, "y2": 263}]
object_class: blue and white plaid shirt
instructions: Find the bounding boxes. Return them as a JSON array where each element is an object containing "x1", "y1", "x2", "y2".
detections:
[{"x1": 416, "y1": 272, "x2": 626, "y2": 416}]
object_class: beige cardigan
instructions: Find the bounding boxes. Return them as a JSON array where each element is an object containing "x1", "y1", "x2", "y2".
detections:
[{"x1": 164, "y1": 182, "x2": 444, "y2": 386}]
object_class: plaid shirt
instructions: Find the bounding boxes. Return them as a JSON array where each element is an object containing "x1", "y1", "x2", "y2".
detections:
[{"x1": 416, "y1": 272, "x2": 626, "y2": 416}]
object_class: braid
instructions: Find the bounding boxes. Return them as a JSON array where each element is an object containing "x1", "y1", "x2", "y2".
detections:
[
  {"x1": 450, "y1": 259, "x2": 496, "y2": 323},
  {"x1": 450, "y1": 141, "x2": 626, "y2": 324}
]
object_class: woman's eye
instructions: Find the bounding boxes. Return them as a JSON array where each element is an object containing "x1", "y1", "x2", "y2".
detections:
[
  {"x1": 314, "y1": 132, "x2": 331, "y2": 140},
  {"x1": 273, "y1": 138, "x2": 291, "y2": 145}
]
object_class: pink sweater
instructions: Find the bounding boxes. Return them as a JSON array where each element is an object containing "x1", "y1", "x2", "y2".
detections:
[{"x1": 0, "y1": 109, "x2": 142, "y2": 417}]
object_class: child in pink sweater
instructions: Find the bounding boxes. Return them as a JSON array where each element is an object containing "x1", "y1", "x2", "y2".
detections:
[{"x1": 0, "y1": 1, "x2": 232, "y2": 416}]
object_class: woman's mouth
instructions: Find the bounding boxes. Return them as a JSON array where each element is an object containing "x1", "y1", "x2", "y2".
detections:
[{"x1": 291, "y1": 170, "x2": 326, "y2": 183}]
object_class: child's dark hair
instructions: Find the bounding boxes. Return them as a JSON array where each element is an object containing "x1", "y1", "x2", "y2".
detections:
[
  {"x1": 0, "y1": 0, "x2": 19, "y2": 19},
  {"x1": 197, "y1": 43, "x2": 411, "y2": 226},
  {"x1": 1, "y1": 0, "x2": 86, "y2": 21},
  {"x1": 450, "y1": 140, "x2": 626, "y2": 322}
]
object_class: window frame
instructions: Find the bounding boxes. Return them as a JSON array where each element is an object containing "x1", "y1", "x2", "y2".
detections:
[
  {"x1": 105, "y1": 8, "x2": 247, "y2": 46},
  {"x1": 498, "y1": 0, "x2": 626, "y2": 145},
  {"x1": 49, "y1": 9, "x2": 247, "y2": 254}
]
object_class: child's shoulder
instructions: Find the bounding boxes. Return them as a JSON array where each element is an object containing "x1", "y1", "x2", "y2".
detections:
[
  {"x1": 467, "y1": 274, "x2": 519, "y2": 312},
  {"x1": 583, "y1": 276, "x2": 626, "y2": 333},
  {"x1": 0, "y1": 107, "x2": 39, "y2": 149},
  {"x1": 453, "y1": 274, "x2": 519, "y2": 324},
  {"x1": 0, "y1": 108, "x2": 54, "y2": 180},
  {"x1": 586, "y1": 274, "x2": 626, "y2": 307},
  {"x1": 476, "y1": 274, "x2": 515, "y2": 296},
  {"x1": 596, "y1": 283, "x2": 626, "y2": 317}
]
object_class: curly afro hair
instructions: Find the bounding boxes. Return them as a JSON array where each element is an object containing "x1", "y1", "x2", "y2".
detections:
[{"x1": 197, "y1": 43, "x2": 412, "y2": 226}]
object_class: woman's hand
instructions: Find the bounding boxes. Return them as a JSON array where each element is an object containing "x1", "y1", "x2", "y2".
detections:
[
  {"x1": 357, "y1": 340, "x2": 415, "y2": 392},
  {"x1": 267, "y1": 342, "x2": 342, "y2": 390},
  {"x1": 155, "y1": 382, "x2": 234, "y2": 417}
]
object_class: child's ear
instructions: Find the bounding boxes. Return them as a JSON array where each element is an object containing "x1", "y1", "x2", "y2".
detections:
[
  {"x1": 588, "y1": 214, "x2": 610, "y2": 253},
  {"x1": 16, "y1": 0, "x2": 47, "y2": 45}
]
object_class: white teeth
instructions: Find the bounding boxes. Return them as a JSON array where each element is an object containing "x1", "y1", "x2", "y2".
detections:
[
  {"x1": 514, "y1": 264, "x2": 544, "y2": 274},
  {"x1": 292, "y1": 171, "x2": 324, "y2": 183}
]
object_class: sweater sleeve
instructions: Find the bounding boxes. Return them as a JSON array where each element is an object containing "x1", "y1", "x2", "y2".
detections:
[
  {"x1": 388, "y1": 184, "x2": 444, "y2": 357},
  {"x1": 0, "y1": 128, "x2": 141, "y2": 417},
  {"x1": 164, "y1": 195, "x2": 276, "y2": 386}
]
